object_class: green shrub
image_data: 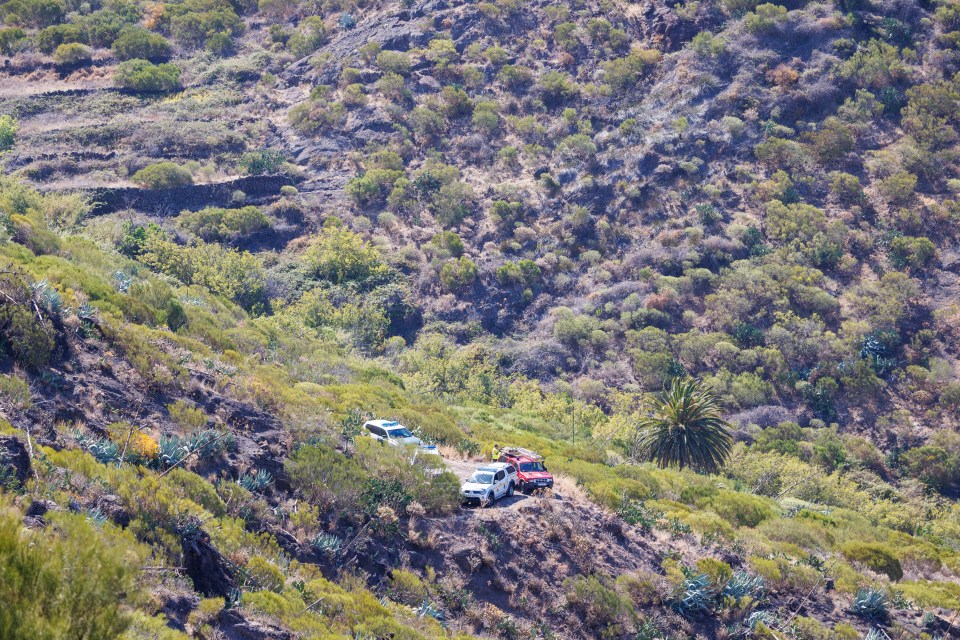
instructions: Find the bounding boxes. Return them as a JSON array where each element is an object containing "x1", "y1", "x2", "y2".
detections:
[
  {"x1": 898, "y1": 444, "x2": 960, "y2": 493},
  {"x1": 112, "y1": 27, "x2": 171, "y2": 61},
  {"x1": 429, "y1": 231, "x2": 464, "y2": 258},
  {"x1": 696, "y1": 557, "x2": 733, "y2": 589},
  {"x1": 0, "y1": 27, "x2": 27, "y2": 55},
  {"x1": 287, "y1": 16, "x2": 326, "y2": 58},
  {"x1": 539, "y1": 70, "x2": 579, "y2": 104},
  {"x1": 138, "y1": 237, "x2": 266, "y2": 311},
  {"x1": 131, "y1": 162, "x2": 193, "y2": 189},
  {"x1": 238, "y1": 150, "x2": 286, "y2": 175},
  {"x1": 877, "y1": 171, "x2": 917, "y2": 203},
  {"x1": 376, "y1": 50, "x2": 411, "y2": 75},
  {"x1": 840, "y1": 39, "x2": 914, "y2": 90},
  {"x1": 0, "y1": 507, "x2": 140, "y2": 638},
  {"x1": 841, "y1": 542, "x2": 902, "y2": 581},
  {"x1": 0, "y1": 268, "x2": 55, "y2": 369},
  {"x1": 114, "y1": 59, "x2": 181, "y2": 92},
  {"x1": 36, "y1": 23, "x2": 84, "y2": 53},
  {"x1": 889, "y1": 236, "x2": 935, "y2": 270},
  {"x1": 898, "y1": 580, "x2": 960, "y2": 611},
  {"x1": 564, "y1": 575, "x2": 633, "y2": 632},
  {"x1": 166, "y1": 2, "x2": 242, "y2": 48},
  {"x1": 177, "y1": 206, "x2": 270, "y2": 242},
  {"x1": 829, "y1": 171, "x2": 864, "y2": 204},
  {"x1": 81, "y1": 8, "x2": 135, "y2": 47},
  {"x1": 744, "y1": 3, "x2": 788, "y2": 33},
  {"x1": 389, "y1": 569, "x2": 428, "y2": 606},
  {"x1": 0, "y1": 116, "x2": 17, "y2": 153},
  {"x1": 53, "y1": 43, "x2": 92, "y2": 66},
  {"x1": 602, "y1": 47, "x2": 660, "y2": 89},
  {"x1": 305, "y1": 223, "x2": 388, "y2": 285},
  {"x1": 697, "y1": 490, "x2": 776, "y2": 528},
  {"x1": 287, "y1": 443, "x2": 367, "y2": 512},
  {"x1": 0, "y1": 0, "x2": 66, "y2": 28},
  {"x1": 439, "y1": 257, "x2": 478, "y2": 293}
]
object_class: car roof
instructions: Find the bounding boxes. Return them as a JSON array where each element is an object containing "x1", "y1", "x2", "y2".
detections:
[
  {"x1": 478, "y1": 462, "x2": 513, "y2": 472},
  {"x1": 506, "y1": 454, "x2": 537, "y2": 462},
  {"x1": 365, "y1": 419, "x2": 402, "y2": 428}
]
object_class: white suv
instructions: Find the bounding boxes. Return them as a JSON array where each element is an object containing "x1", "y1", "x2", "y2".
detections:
[
  {"x1": 364, "y1": 420, "x2": 422, "y2": 446},
  {"x1": 460, "y1": 462, "x2": 518, "y2": 506}
]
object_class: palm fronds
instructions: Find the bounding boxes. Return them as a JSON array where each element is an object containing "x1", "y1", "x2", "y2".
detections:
[{"x1": 634, "y1": 377, "x2": 733, "y2": 473}]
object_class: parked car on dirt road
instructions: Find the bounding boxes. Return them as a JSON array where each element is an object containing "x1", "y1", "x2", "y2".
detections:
[
  {"x1": 498, "y1": 447, "x2": 554, "y2": 493},
  {"x1": 460, "y1": 462, "x2": 518, "y2": 506},
  {"x1": 364, "y1": 419, "x2": 441, "y2": 459},
  {"x1": 364, "y1": 419, "x2": 422, "y2": 445}
]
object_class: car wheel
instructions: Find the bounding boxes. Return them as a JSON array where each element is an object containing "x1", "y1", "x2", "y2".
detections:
[
  {"x1": 506, "y1": 482, "x2": 514, "y2": 497},
  {"x1": 485, "y1": 491, "x2": 495, "y2": 506}
]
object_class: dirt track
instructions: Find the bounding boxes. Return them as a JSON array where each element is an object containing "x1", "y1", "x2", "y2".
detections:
[{"x1": 443, "y1": 455, "x2": 563, "y2": 512}]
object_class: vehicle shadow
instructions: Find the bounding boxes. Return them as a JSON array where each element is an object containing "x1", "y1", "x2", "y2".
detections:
[{"x1": 462, "y1": 489, "x2": 552, "y2": 509}]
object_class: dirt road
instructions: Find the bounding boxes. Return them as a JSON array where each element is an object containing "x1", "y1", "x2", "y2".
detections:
[{"x1": 443, "y1": 454, "x2": 562, "y2": 513}]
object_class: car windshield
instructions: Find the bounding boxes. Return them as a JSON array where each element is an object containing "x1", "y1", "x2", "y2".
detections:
[
  {"x1": 387, "y1": 428, "x2": 413, "y2": 438},
  {"x1": 469, "y1": 472, "x2": 494, "y2": 485},
  {"x1": 519, "y1": 461, "x2": 544, "y2": 472}
]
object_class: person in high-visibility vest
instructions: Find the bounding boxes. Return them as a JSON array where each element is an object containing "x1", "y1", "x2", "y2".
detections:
[{"x1": 491, "y1": 444, "x2": 501, "y2": 461}]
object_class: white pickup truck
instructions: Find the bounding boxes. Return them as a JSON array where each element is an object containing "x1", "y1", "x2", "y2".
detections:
[{"x1": 460, "y1": 462, "x2": 518, "y2": 506}]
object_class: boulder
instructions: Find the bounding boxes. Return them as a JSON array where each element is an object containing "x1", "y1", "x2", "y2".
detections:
[{"x1": 0, "y1": 436, "x2": 31, "y2": 485}]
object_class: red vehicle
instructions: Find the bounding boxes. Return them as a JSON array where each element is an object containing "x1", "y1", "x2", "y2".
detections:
[{"x1": 498, "y1": 447, "x2": 554, "y2": 493}]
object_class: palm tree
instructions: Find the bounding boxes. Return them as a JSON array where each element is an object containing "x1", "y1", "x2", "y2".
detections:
[{"x1": 634, "y1": 377, "x2": 733, "y2": 474}]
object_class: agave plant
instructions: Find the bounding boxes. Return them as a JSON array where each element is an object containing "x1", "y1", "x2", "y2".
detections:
[
  {"x1": 113, "y1": 270, "x2": 134, "y2": 293},
  {"x1": 724, "y1": 571, "x2": 766, "y2": 601},
  {"x1": 417, "y1": 601, "x2": 446, "y2": 626},
  {"x1": 634, "y1": 377, "x2": 733, "y2": 474},
  {"x1": 673, "y1": 572, "x2": 715, "y2": 618},
  {"x1": 186, "y1": 429, "x2": 224, "y2": 458},
  {"x1": 237, "y1": 468, "x2": 273, "y2": 493},
  {"x1": 32, "y1": 279, "x2": 65, "y2": 314},
  {"x1": 863, "y1": 629, "x2": 886, "y2": 640},
  {"x1": 84, "y1": 437, "x2": 119, "y2": 464},
  {"x1": 851, "y1": 588, "x2": 888, "y2": 620},
  {"x1": 85, "y1": 507, "x2": 107, "y2": 527},
  {"x1": 746, "y1": 610, "x2": 774, "y2": 630},
  {"x1": 157, "y1": 434, "x2": 187, "y2": 468},
  {"x1": 311, "y1": 532, "x2": 343, "y2": 555}
]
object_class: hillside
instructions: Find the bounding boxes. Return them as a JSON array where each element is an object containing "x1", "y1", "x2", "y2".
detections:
[{"x1": 1, "y1": 0, "x2": 960, "y2": 636}]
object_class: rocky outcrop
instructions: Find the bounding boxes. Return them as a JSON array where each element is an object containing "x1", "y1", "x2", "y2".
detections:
[
  {"x1": 216, "y1": 609, "x2": 293, "y2": 640},
  {"x1": 180, "y1": 524, "x2": 237, "y2": 599},
  {"x1": 0, "y1": 435, "x2": 31, "y2": 486}
]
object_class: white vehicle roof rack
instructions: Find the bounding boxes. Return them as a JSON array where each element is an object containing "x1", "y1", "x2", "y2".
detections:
[{"x1": 500, "y1": 446, "x2": 543, "y2": 461}]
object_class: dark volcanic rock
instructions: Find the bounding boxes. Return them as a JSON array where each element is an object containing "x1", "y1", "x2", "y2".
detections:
[
  {"x1": 0, "y1": 435, "x2": 31, "y2": 485},
  {"x1": 95, "y1": 494, "x2": 131, "y2": 527},
  {"x1": 180, "y1": 526, "x2": 237, "y2": 599},
  {"x1": 217, "y1": 609, "x2": 293, "y2": 640}
]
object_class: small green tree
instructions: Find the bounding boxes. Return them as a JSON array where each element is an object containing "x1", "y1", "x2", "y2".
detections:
[
  {"x1": 634, "y1": 377, "x2": 733, "y2": 473},
  {"x1": 0, "y1": 115, "x2": 17, "y2": 152}
]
